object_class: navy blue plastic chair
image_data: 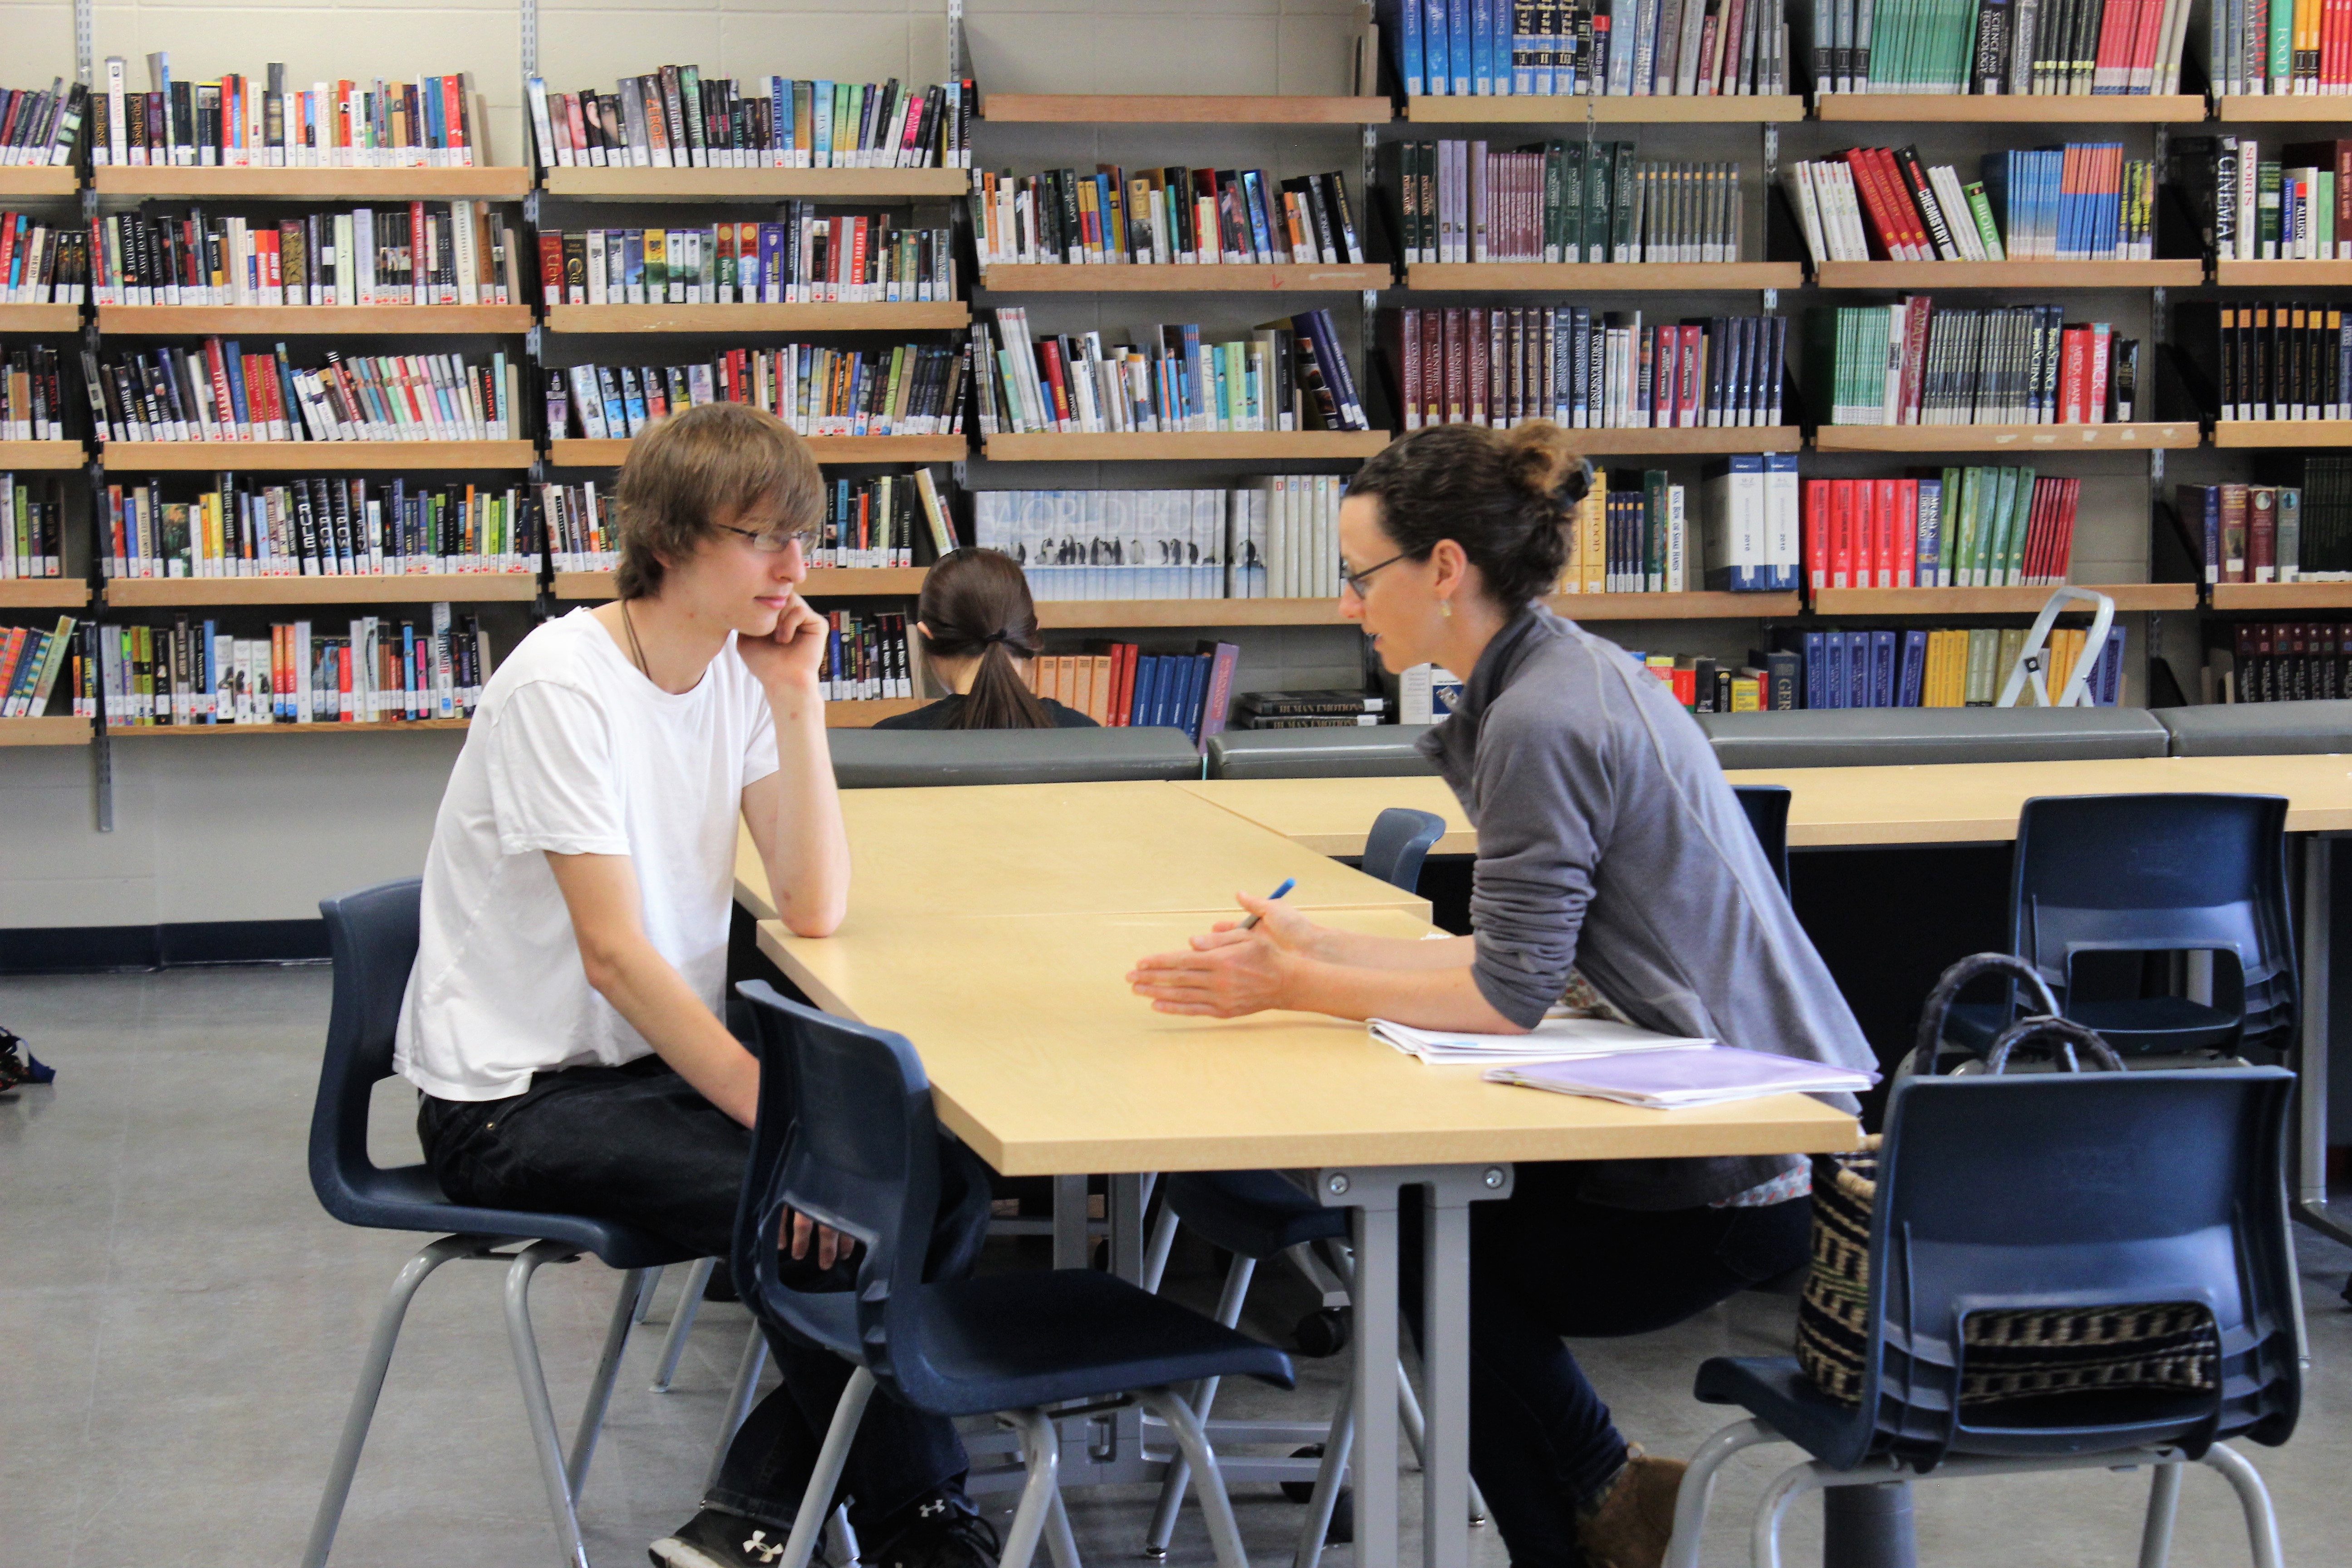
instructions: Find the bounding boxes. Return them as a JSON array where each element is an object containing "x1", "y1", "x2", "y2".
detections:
[
  {"x1": 1359, "y1": 806, "x2": 1449, "y2": 893},
  {"x1": 1662, "y1": 1065, "x2": 2300, "y2": 1568},
  {"x1": 1732, "y1": 784, "x2": 1793, "y2": 895},
  {"x1": 301, "y1": 879, "x2": 696, "y2": 1568},
  {"x1": 731, "y1": 981, "x2": 1295, "y2": 1568},
  {"x1": 1943, "y1": 793, "x2": 2296, "y2": 1060}
]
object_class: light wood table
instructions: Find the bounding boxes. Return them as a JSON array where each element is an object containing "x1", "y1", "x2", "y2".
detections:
[{"x1": 1175, "y1": 775, "x2": 1475, "y2": 858}]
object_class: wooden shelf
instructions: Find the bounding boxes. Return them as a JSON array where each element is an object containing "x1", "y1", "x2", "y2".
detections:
[
  {"x1": 1814, "y1": 260, "x2": 2205, "y2": 288},
  {"x1": 981, "y1": 94, "x2": 1392, "y2": 124},
  {"x1": 1571, "y1": 426, "x2": 1804, "y2": 453},
  {"x1": 1035, "y1": 598, "x2": 1348, "y2": 628},
  {"x1": 977, "y1": 263, "x2": 1394, "y2": 294},
  {"x1": 1549, "y1": 590, "x2": 1803, "y2": 618},
  {"x1": 1812, "y1": 422, "x2": 2200, "y2": 451},
  {"x1": 0, "y1": 168, "x2": 79, "y2": 197},
  {"x1": 1817, "y1": 93, "x2": 2205, "y2": 122},
  {"x1": 552, "y1": 566, "x2": 928, "y2": 600},
  {"x1": 546, "y1": 302, "x2": 968, "y2": 333},
  {"x1": 2211, "y1": 581, "x2": 2352, "y2": 609},
  {"x1": 828, "y1": 697, "x2": 926, "y2": 727},
  {"x1": 100, "y1": 304, "x2": 533, "y2": 335},
  {"x1": 0, "y1": 579, "x2": 90, "y2": 607},
  {"x1": 2212, "y1": 260, "x2": 2352, "y2": 284},
  {"x1": 1406, "y1": 94, "x2": 1807, "y2": 123},
  {"x1": 0, "y1": 441, "x2": 87, "y2": 470},
  {"x1": 2214, "y1": 94, "x2": 2352, "y2": 121},
  {"x1": 95, "y1": 166, "x2": 531, "y2": 199},
  {"x1": 104, "y1": 717, "x2": 471, "y2": 736},
  {"x1": 1812, "y1": 584, "x2": 2198, "y2": 615},
  {"x1": 0, "y1": 303, "x2": 81, "y2": 331},
  {"x1": 2214, "y1": 421, "x2": 2352, "y2": 447},
  {"x1": 99, "y1": 440, "x2": 536, "y2": 471},
  {"x1": 981, "y1": 431, "x2": 1390, "y2": 461},
  {"x1": 0, "y1": 715, "x2": 90, "y2": 746},
  {"x1": 1406, "y1": 262, "x2": 1804, "y2": 291},
  {"x1": 543, "y1": 167, "x2": 968, "y2": 200},
  {"x1": 104, "y1": 573, "x2": 538, "y2": 607},
  {"x1": 547, "y1": 435, "x2": 966, "y2": 467}
]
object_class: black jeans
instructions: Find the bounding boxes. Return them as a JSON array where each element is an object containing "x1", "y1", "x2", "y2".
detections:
[
  {"x1": 416, "y1": 1055, "x2": 995, "y2": 1536},
  {"x1": 1400, "y1": 1163, "x2": 1812, "y2": 1568}
]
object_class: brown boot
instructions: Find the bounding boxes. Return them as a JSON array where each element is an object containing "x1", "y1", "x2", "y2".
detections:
[{"x1": 1576, "y1": 1444, "x2": 1688, "y2": 1568}]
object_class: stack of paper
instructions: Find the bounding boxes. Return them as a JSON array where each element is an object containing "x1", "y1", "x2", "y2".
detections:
[
  {"x1": 1369, "y1": 1016, "x2": 1714, "y2": 1066},
  {"x1": 1483, "y1": 1047, "x2": 1878, "y2": 1109}
]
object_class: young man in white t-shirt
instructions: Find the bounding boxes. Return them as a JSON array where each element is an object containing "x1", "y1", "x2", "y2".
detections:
[{"x1": 395, "y1": 403, "x2": 995, "y2": 1568}]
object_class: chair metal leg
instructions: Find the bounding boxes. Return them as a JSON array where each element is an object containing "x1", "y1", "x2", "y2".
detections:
[
  {"x1": 777, "y1": 1366, "x2": 877, "y2": 1568},
  {"x1": 299, "y1": 1234, "x2": 476, "y2": 1568},
  {"x1": 1002, "y1": 1408, "x2": 1067, "y2": 1568},
  {"x1": 1662, "y1": 1419, "x2": 1780, "y2": 1568},
  {"x1": 706, "y1": 1323, "x2": 773, "y2": 1490},
  {"x1": 1044, "y1": 1477, "x2": 1084, "y2": 1568},
  {"x1": 634, "y1": 1264, "x2": 664, "y2": 1323},
  {"x1": 825, "y1": 1504, "x2": 861, "y2": 1568},
  {"x1": 653, "y1": 1256, "x2": 718, "y2": 1392},
  {"x1": 2137, "y1": 1461, "x2": 2185, "y2": 1568},
  {"x1": 1749, "y1": 1457, "x2": 1821, "y2": 1568},
  {"x1": 1292, "y1": 1385, "x2": 1354, "y2": 1568},
  {"x1": 1139, "y1": 1202, "x2": 1181, "y2": 1295},
  {"x1": 2198, "y1": 1443, "x2": 2286, "y2": 1568},
  {"x1": 566, "y1": 1265, "x2": 647, "y2": 1500},
  {"x1": 503, "y1": 1240, "x2": 595, "y2": 1568},
  {"x1": 1140, "y1": 1388, "x2": 1251, "y2": 1568},
  {"x1": 1142, "y1": 1255, "x2": 1256, "y2": 1555}
]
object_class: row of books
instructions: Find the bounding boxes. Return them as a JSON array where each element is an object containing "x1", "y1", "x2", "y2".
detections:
[
  {"x1": 973, "y1": 479, "x2": 1345, "y2": 601},
  {"x1": 1785, "y1": 145, "x2": 2154, "y2": 263},
  {"x1": 1393, "y1": 140, "x2": 1744, "y2": 265},
  {"x1": 96, "y1": 202, "x2": 522, "y2": 309},
  {"x1": 1236, "y1": 687, "x2": 1391, "y2": 730},
  {"x1": 0, "y1": 615, "x2": 73, "y2": 717},
  {"x1": 1386, "y1": 0, "x2": 1795, "y2": 96},
  {"x1": 0, "y1": 80, "x2": 85, "y2": 168},
  {"x1": 1814, "y1": 302, "x2": 2140, "y2": 426},
  {"x1": 2177, "y1": 481, "x2": 2303, "y2": 583},
  {"x1": 1, "y1": 475, "x2": 65, "y2": 579},
  {"x1": 819, "y1": 610, "x2": 912, "y2": 701},
  {"x1": 1, "y1": 214, "x2": 88, "y2": 305},
  {"x1": 546, "y1": 344, "x2": 963, "y2": 442},
  {"x1": 1760, "y1": 623, "x2": 2124, "y2": 709},
  {"x1": 2208, "y1": 0, "x2": 2352, "y2": 95},
  {"x1": 1560, "y1": 455, "x2": 1803, "y2": 592},
  {"x1": 1983, "y1": 145, "x2": 2156, "y2": 261},
  {"x1": 99, "y1": 478, "x2": 537, "y2": 581},
  {"x1": 88, "y1": 609, "x2": 491, "y2": 724},
  {"x1": 2195, "y1": 137, "x2": 2352, "y2": 260},
  {"x1": 1802, "y1": 0, "x2": 2194, "y2": 94},
  {"x1": 812, "y1": 474, "x2": 957, "y2": 568},
  {"x1": 2215, "y1": 622, "x2": 2350, "y2": 704},
  {"x1": 4, "y1": 348, "x2": 66, "y2": 441},
  {"x1": 542, "y1": 214, "x2": 954, "y2": 306},
  {"x1": 527, "y1": 73, "x2": 971, "y2": 172},
  {"x1": 971, "y1": 167, "x2": 1365, "y2": 271},
  {"x1": 970, "y1": 309, "x2": 1371, "y2": 436},
  {"x1": 2188, "y1": 301, "x2": 2351, "y2": 421},
  {"x1": 1024, "y1": 641, "x2": 1241, "y2": 745},
  {"x1": 95, "y1": 57, "x2": 482, "y2": 170},
  {"x1": 88, "y1": 343, "x2": 522, "y2": 445},
  {"x1": 1392, "y1": 307, "x2": 1790, "y2": 431},
  {"x1": 1805, "y1": 467, "x2": 2080, "y2": 588}
]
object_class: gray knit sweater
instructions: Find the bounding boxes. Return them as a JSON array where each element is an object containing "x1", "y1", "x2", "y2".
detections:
[{"x1": 1416, "y1": 605, "x2": 1875, "y2": 1210}]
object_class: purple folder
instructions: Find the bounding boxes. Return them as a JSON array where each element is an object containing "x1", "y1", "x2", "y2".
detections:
[{"x1": 1485, "y1": 1046, "x2": 1878, "y2": 1109}]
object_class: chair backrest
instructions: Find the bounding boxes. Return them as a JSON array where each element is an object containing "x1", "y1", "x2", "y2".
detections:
[
  {"x1": 1361, "y1": 807, "x2": 1448, "y2": 894},
  {"x1": 1731, "y1": 784, "x2": 1793, "y2": 895},
  {"x1": 309, "y1": 878, "x2": 424, "y2": 1225},
  {"x1": 2010, "y1": 793, "x2": 2296, "y2": 1051},
  {"x1": 732, "y1": 980, "x2": 953, "y2": 1408},
  {"x1": 1848, "y1": 1067, "x2": 2298, "y2": 1470}
]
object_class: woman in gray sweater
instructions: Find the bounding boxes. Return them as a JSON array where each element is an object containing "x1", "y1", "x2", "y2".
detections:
[{"x1": 1128, "y1": 421, "x2": 1876, "y2": 1568}]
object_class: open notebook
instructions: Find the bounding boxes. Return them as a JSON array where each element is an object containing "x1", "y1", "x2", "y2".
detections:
[
  {"x1": 1369, "y1": 1015, "x2": 1713, "y2": 1066},
  {"x1": 1483, "y1": 1048, "x2": 1878, "y2": 1110}
]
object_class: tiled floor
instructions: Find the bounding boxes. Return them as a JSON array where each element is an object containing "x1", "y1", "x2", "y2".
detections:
[{"x1": 3, "y1": 966, "x2": 2349, "y2": 1568}]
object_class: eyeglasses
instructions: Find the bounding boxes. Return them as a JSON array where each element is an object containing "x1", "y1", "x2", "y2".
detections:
[
  {"x1": 1339, "y1": 550, "x2": 1412, "y2": 598},
  {"x1": 715, "y1": 522, "x2": 818, "y2": 556}
]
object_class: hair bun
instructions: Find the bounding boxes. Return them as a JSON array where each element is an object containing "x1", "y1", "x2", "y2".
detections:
[{"x1": 1497, "y1": 421, "x2": 1584, "y2": 501}]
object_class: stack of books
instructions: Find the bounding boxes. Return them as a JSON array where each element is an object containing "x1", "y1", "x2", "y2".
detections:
[
  {"x1": 2216, "y1": 623, "x2": 2348, "y2": 704},
  {"x1": 1769, "y1": 623, "x2": 2124, "y2": 708},
  {"x1": 812, "y1": 473, "x2": 957, "y2": 566},
  {"x1": 0, "y1": 616, "x2": 75, "y2": 718},
  {"x1": 972, "y1": 479, "x2": 1344, "y2": 601},
  {"x1": 1394, "y1": 140, "x2": 1744, "y2": 264},
  {"x1": 1813, "y1": 300, "x2": 2139, "y2": 426},
  {"x1": 2176, "y1": 481, "x2": 2312, "y2": 584},
  {"x1": 94, "y1": 609, "x2": 492, "y2": 725},
  {"x1": 528, "y1": 72, "x2": 970, "y2": 171},
  {"x1": 970, "y1": 309, "x2": 1369, "y2": 436},
  {"x1": 0, "y1": 79, "x2": 88, "y2": 167},
  {"x1": 541, "y1": 482, "x2": 612, "y2": 572},
  {"x1": 1803, "y1": 0, "x2": 2194, "y2": 94},
  {"x1": 89, "y1": 341, "x2": 521, "y2": 444},
  {"x1": 549, "y1": 345, "x2": 964, "y2": 441},
  {"x1": 970, "y1": 167, "x2": 1362, "y2": 268},
  {"x1": 95, "y1": 56, "x2": 485, "y2": 169},
  {"x1": 0, "y1": 475, "x2": 66, "y2": 579},
  {"x1": 544, "y1": 212, "x2": 954, "y2": 305},
  {"x1": 1559, "y1": 456, "x2": 1802, "y2": 595},
  {"x1": 2190, "y1": 138, "x2": 2352, "y2": 261},
  {"x1": 1387, "y1": 0, "x2": 1793, "y2": 96},
  {"x1": 1624, "y1": 649, "x2": 1781, "y2": 710},
  {"x1": 97, "y1": 203, "x2": 523, "y2": 307},
  {"x1": 2180, "y1": 303, "x2": 2351, "y2": 422},
  {"x1": 1232, "y1": 687, "x2": 1382, "y2": 730},
  {"x1": 819, "y1": 611, "x2": 911, "y2": 701},
  {"x1": 1, "y1": 216, "x2": 90, "y2": 306},
  {"x1": 1025, "y1": 642, "x2": 1240, "y2": 743},
  {"x1": 98, "y1": 477, "x2": 537, "y2": 580},
  {"x1": 1392, "y1": 308, "x2": 1788, "y2": 430},
  {"x1": 2, "y1": 349, "x2": 68, "y2": 441},
  {"x1": 1804, "y1": 468, "x2": 2081, "y2": 588}
]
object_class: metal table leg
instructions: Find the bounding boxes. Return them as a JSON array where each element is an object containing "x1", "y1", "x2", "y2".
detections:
[{"x1": 2295, "y1": 835, "x2": 2352, "y2": 1247}]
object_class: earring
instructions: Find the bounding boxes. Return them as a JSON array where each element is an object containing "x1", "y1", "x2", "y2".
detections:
[{"x1": 1439, "y1": 599, "x2": 1453, "y2": 619}]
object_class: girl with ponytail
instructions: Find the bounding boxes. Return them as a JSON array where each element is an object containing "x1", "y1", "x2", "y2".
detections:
[{"x1": 874, "y1": 547, "x2": 1098, "y2": 730}]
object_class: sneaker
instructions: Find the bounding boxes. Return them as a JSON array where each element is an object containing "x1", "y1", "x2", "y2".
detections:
[
  {"x1": 1575, "y1": 1444, "x2": 1686, "y2": 1568},
  {"x1": 651, "y1": 1508, "x2": 824, "y2": 1568},
  {"x1": 866, "y1": 1495, "x2": 1002, "y2": 1568}
]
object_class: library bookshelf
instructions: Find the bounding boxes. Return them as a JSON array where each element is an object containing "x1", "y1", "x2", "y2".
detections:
[
  {"x1": 1810, "y1": 585, "x2": 2199, "y2": 616},
  {"x1": 1812, "y1": 423, "x2": 2200, "y2": 452},
  {"x1": 1035, "y1": 598, "x2": 1349, "y2": 630},
  {"x1": 103, "y1": 574, "x2": 540, "y2": 608},
  {"x1": 979, "y1": 95, "x2": 1391, "y2": 123},
  {"x1": 542, "y1": 168, "x2": 967, "y2": 201},
  {"x1": 2210, "y1": 583, "x2": 2352, "y2": 610},
  {"x1": 1405, "y1": 263, "x2": 1803, "y2": 291},
  {"x1": 0, "y1": 441, "x2": 88, "y2": 470},
  {"x1": 98, "y1": 305, "x2": 534, "y2": 335},
  {"x1": 0, "y1": 304, "x2": 81, "y2": 332},
  {"x1": 104, "y1": 718, "x2": 472, "y2": 737},
  {"x1": 2212, "y1": 423, "x2": 2352, "y2": 448},
  {"x1": 96, "y1": 441, "x2": 537, "y2": 471},
  {"x1": 829, "y1": 698, "x2": 925, "y2": 727},
  {"x1": 1569, "y1": 427, "x2": 1803, "y2": 454},
  {"x1": 551, "y1": 567, "x2": 928, "y2": 600},
  {"x1": 1815, "y1": 94, "x2": 2205, "y2": 122},
  {"x1": 2211, "y1": 261, "x2": 2352, "y2": 286},
  {"x1": 0, "y1": 716, "x2": 91, "y2": 746},
  {"x1": 93, "y1": 167, "x2": 532, "y2": 199},
  {"x1": 1811, "y1": 260, "x2": 2205, "y2": 289},
  {"x1": 0, "y1": 167, "x2": 82, "y2": 197},
  {"x1": 1404, "y1": 95, "x2": 1807, "y2": 122},
  {"x1": 546, "y1": 436, "x2": 965, "y2": 467},
  {"x1": 0, "y1": 580, "x2": 90, "y2": 608},
  {"x1": 976, "y1": 264, "x2": 1394, "y2": 293},
  {"x1": 980, "y1": 431, "x2": 1391, "y2": 461},
  {"x1": 544, "y1": 303, "x2": 969, "y2": 333},
  {"x1": 1552, "y1": 591, "x2": 1803, "y2": 618},
  {"x1": 2211, "y1": 96, "x2": 2352, "y2": 121}
]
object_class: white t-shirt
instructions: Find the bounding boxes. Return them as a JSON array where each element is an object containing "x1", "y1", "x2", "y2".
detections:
[{"x1": 395, "y1": 608, "x2": 781, "y2": 1100}]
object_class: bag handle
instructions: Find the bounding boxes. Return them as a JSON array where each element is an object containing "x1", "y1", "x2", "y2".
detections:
[
  {"x1": 1984, "y1": 1014, "x2": 2127, "y2": 1075},
  {"x1": 1911, "y1": 952, "x2": 2064, "y2": 1078}
]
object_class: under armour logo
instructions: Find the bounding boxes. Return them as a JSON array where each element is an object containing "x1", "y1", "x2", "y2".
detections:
[
  {"x1": 917, "y1": 1499, "x2": 950, "y2": 1519},
  {"x1": 742, "y1": 1529, "x2": 787, "y2": 1564}
]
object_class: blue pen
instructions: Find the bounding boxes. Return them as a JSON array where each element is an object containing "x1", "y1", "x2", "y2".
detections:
[{"x1": 1235, "y1": 877, "x2": 1296, "y2": 930}]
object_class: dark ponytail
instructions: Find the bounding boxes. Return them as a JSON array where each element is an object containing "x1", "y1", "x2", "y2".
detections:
[
  {"x1": 916, "y1": 547, "x2": 1055, "y2": 730},
  {"x1": 1344, "y1": 421, "x2": 1590, "y2": 609}
]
